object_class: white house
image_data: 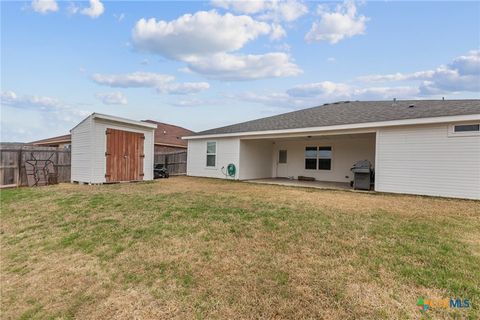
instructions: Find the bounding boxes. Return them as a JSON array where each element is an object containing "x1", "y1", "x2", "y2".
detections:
[
  {"x1": 71, "y1": 113, "x2": 156, "y2": 184},
  {"x1": 184, "y1": 100, "x2": 480, "y2": 200}
]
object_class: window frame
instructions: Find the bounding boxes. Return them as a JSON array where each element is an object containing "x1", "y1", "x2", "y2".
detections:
[
  {"x1": 278, "y1": 149, "x2": 287, "y2": 164},
  {"x1": 448, "y1": 123, "x2": 480, "y2": 137},
  {"x1": 305, "y1": 146, "x2": 318, "y2": 170},
  {"x1": 206, "y1": 141, "x2": 217, "y2": 168},
  {"x1": 317, "y1": 146, "x2": 332, "y2": 171},
  {"x1": 304, "y1": 146, "x2": 333, "y2": 171}
]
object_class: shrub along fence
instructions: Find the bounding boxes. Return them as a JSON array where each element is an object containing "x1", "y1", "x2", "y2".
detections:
[{"x1": 0, "y1": 144, "x2": 187, "y2": 187}]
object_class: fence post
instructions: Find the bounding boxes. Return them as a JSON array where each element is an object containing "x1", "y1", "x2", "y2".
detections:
[
  {"x1": 16, "y1": 150, "x2": 22, "y2": 187},
  {"x1": 165, "y1": 155, "x2": 169, "y2": 174}
]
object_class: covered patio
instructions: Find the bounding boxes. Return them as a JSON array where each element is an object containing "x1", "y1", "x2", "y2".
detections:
[{"x1": 238, "y1": 132, "x2": 376, "y2": 190}]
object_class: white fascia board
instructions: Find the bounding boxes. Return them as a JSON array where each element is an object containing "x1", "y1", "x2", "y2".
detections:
[
  {"x1": 92, "y1": 113, "x2": 158, "y2": 129},
  {"x1": 183, "y1": 114, "x2": 480, "y2": 140}
]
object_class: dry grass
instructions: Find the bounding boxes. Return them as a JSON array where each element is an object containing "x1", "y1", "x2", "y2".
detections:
[{"x1": 1, "y1": 176, "x2": 479, "y2": 319}]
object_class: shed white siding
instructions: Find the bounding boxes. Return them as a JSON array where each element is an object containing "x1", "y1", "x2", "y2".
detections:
[
  {"x1": 71, "y1": 114, "x2": 155, "y2": 184},
  {"x1": 375, "y1": 123, "x2": 480, "y2": 199},
  {"x1": 187, "y1": 138, "x2": 240, "y2": 179},
  {"x1": 71, "y1": 116, "x2": 93, "y2": 183}
]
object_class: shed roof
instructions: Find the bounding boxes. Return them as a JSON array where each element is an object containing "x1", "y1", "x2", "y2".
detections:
[{"x1": 194, "y1": 100, "x2": 480, "y2": 136}]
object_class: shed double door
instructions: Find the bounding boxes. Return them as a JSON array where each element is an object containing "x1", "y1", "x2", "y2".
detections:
[{"x1": 105, "y1": 128, "x2": 144, "y2": 182}]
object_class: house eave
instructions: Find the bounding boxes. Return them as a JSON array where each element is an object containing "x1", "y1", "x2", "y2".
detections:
[
  {"x1": 183, "y1": 114, "x2": 480, "y2": 140},
  {"x1": 33, "y1": 139, "x2": 71, "y2": 145},
  {"x1": 154, "y1": 142, "x2": 187, "y2": 148}
]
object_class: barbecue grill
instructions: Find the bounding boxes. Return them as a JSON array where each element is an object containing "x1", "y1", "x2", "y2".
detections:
[{"x1": 351, "y1": 160, "x2": 373, "y2": 190}]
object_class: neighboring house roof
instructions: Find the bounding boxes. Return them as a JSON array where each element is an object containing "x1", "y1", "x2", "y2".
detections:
[
  {"x1": 32, "y1": 119, "x2": 194, "y2": 148},
  {"x1": 194, "y1": 100, "x2": 480, "y2": 136},
  {"x1": 31, "y1": 134, "x2": 72, "y2": 145},
  {"x1": 143, "y1": 120, "x2": 194, "y2": 148}
]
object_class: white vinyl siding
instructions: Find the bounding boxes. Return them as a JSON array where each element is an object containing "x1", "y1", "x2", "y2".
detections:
[
  {"x1": 238, "y1": 140, "x2": 273, "y2": 180},
  {"x1": 71, "y1": 117, "x2": 93, "y2": 183},
  {"x1": 187, "y1": 138, "x2": 240, "y2": 179},
  {"x1": 375, "y1": 123, "x2": 480, "y2": 200}
]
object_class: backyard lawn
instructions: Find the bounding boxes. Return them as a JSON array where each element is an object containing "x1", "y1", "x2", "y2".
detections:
[{"x1": 1, "y1": 176, "x2": 479, "y2": 319}]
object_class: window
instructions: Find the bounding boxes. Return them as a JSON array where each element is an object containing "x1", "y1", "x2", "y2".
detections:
[
  {"x1": 279, "y1": 150, "x2": 287, "y2": 164},
  {"x1": 454, "y1": 124, "x2": 480, "y2": 132},
  {"x1": 318, "y1": 147, "x2": 332, "y2": 170},
  {"x1": 206, "y1": 141, "x2": 216, "y2": 167},
  {"x1": 305, "y1": 147, "x2": 317, "y2": 170},
  {"x1": 305, "y1": 146, "x2": 332, "y2": 170},
  {"x1": 448, "y1": 123, "x2": 480, "y2": 137}
]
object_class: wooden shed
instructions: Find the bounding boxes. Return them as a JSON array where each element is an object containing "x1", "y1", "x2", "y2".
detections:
[{"x1": 71, "y1": 113, "x2": 157, "y2": 184}]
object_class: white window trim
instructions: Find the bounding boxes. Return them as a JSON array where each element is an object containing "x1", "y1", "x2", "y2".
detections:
[
  {"x1": 304, "y1": 146, "x2": 333, "y2": 171},
  {"x1": 448, "y1": 123, "x2": 480, "y2": 137},
  {"x1": 206, "y1": 141, "x2": 217, "y2": 169},
  {"x1": 305, "y1": 146, "x2": 318, "y2": 170},
  {"x1": 318, "y1": 146, "x2": 333, "y2": 171}
]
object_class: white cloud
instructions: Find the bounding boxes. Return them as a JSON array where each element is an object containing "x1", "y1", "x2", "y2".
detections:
[
  {"x1": 67, "y1": 2, "x2": 79, "y2": 15},
  {"x1": 132, "y1": 10, "x2": 271, "y2": 60},
  {"x1": 1, "y1": 90, "x2": 89, "y2": 115},
  {"x1": 113, "y1": 13, "x2": 125, "y2": 22},
  {"x1": 418, "y1": 67, "x2": 480, "y2": 95},
  {"x1": 358, "y1": 50, "x2": 480, "y2": 94},
  {"x1": 211, "y1": 0, "x2": 270, "y2": 14},
  {"x1": 80, "y1": 0, "x2": 104, "y2": 18},
  {"x1": 131, "y1": 10, "x2": 301, "y2": 80},
  {"x1": 231, "y1": 81, "x2": 420, "y2": 110},
  {"x1": 288, "y1": 81, "x2": 419, "y2": 100},
  {"x1": 305, "y1": 1, "x2": 368, "y2": 44},
  {"x1": 259, "y1": 0, "x2": 309, "y2": 22},
  {"x1": 31, "y1": 0, "x2": 58, "y2": 14},
  {"x1": 158, "y1": 82, "x2": 211, "y2": 95},
  {"x1": 270, "y1": 23, "x2": 286, "y2": 40},
  {"x1": 95, "y1": 92, "x2": 128, "y2": 105},
  {"x1": 1, "y1": 90, "x2": 18, "y2": 102},
  {"x1": 169, "y1": 98, "x2": 220, "y2": 107},
  {"x1": 91, "y1": 72, "x2": 210, "y2": 94},
  {"x1": 92, "y1": 72, "x2": 173, "y2": 88},
  {"x1": 186, "y1": 52, "x2": 302, "y2": 80},
  {"x1": 450, "y1": 50, "x2": 480, "y2": 75},
  {"x1": 358, "y1": 71, "x2": 435, "y2": 83},
  {"x1": 287, "y1": 81, "x2": 351, "y2": 98},
  {"x1": 212, "y1": 0, "x2": 308, "y2": 22},
  {"x1": 327, "y1": 57, "x2": 336, "y2": 63},
  {"x1": 1, "y1": 90, "x2": 90, "y2": 142}
]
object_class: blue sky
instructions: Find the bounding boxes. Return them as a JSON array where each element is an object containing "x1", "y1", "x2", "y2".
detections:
[{"x1": 1, "y1": 0, "x2": 479, "y2": 142}]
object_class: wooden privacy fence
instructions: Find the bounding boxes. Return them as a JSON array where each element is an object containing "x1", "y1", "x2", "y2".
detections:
[
  {"x1": 0, "y1": 146, "x2": 71, "y2": 187},
  {"x1": 0, "y1": 145, "x2": 187, "y2": 187},
  {"x1": 154, "y1": 151, "x2": 187, "y2": 176}
]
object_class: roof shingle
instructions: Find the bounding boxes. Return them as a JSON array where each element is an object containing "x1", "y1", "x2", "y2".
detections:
[{"x1": 196, "y1": 100, "x2": 480, "y2": 136}]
